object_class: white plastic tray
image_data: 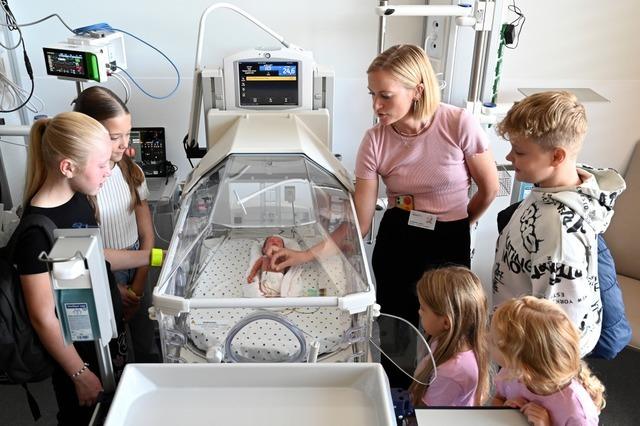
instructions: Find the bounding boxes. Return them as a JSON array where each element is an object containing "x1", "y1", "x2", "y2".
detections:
[
  {"x1": 104, "y1": 363, "x2": 395, "y2": 426},
  {"x1": 416, "y1": 408, "x2": 529, "y2": 425}
]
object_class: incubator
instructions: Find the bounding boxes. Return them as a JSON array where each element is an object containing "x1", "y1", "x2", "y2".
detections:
[{"x1": 153, "y1": 149, "x2": 374, "y2": 363}]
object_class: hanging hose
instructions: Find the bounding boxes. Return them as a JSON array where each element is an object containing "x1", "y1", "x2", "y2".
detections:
[{"x1": 224, "y1": 311, "x2": 308, "y2": 363}]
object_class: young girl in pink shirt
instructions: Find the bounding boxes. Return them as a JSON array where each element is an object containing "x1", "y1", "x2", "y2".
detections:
[
  {"x1": 409, "y1": 266, "x2": 489, "y2": 407},
  {"x1": 491, "y1": 296, "x2": 604, "y2": 426}
]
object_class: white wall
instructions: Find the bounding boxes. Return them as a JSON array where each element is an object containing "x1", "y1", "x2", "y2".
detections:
[
  {"x1": 3, "y1": 0, "x2": 425, "y2": 182},
  {"x1": 3, "y1": 0, "x2": 639, "y2": 290}
]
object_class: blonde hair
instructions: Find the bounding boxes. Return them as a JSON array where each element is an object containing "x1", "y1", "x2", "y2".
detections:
[
  {"x1": 409, "y1": 266, "x2": 489, "y2": 406},
  {"x1": 367, "y1": 44, "x2": 440, "y2": 121},
  {"x1": 493, "y1": 296, "x2": 605, "y2": 411},
  {"x1": 24, "y1": 111, "x2": 108, "y2": 205},
  {"x1": 496, "y1": 91, "x2": 587, "y2": 153}
]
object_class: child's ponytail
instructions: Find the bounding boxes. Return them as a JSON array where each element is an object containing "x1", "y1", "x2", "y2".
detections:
[
  {"x1": 577, "y1": 361, "x2": 606, "y2": 411},
  {"x1": 24, "y1": 118, "x2": 50, "y2": 204}
]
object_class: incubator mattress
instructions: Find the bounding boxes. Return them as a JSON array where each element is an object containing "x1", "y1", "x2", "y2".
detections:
[{"x1": 188, "y1": 238, "x2": 353, "y2": 361}]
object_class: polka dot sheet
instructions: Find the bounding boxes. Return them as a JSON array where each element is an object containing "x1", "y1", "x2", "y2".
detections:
[{"x1": 187, "y1": 237, "x2": 353, "y2": 361}]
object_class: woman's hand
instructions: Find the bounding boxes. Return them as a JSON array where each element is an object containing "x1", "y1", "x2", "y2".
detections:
[
  {"x1": 266, "y1": 246, "x2": 312, "y2": 271},
  {"x1": 73, "y1": 369, "x2": 103, "y2": 407}
]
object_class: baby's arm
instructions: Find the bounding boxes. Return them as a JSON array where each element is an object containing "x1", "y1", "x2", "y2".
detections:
[{"x1": 247, "y1": 257, "x2": 264, "y2": 283}]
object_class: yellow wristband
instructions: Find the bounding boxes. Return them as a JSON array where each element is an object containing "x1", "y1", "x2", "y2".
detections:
[{"x1": 150, "y1": 248, "x2": 163, "y2": 267}]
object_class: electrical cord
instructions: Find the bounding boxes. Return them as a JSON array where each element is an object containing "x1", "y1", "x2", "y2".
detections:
[
  {"x1": 0, "y1": 67, "x2": 44, "y2": 113},
  {"x1": 0, "y1": 137, "x2": 27, "y2": 148},
  {"x1": 112, "y1": 26, "x2": 180, "y2": 99},
  {"x1": 505, "y1": 0, "x2": 525, "y2": 49},
  {"x1": 0, "y1": 12, "x2": 76, "y2": 34},
  {"x1": 0, "y1": 0, "x2": 34, "y2": 113},
  {"x1": 183, "y1": 134, "x2": 195, "y2": 168},
  {"x1": 72, "y1": 22, "x2": 181, "y2": 99},
  {"x1": 490, "y1": 24, "x2": 507, "y2": 105},
  {"x1": 110, "y1": 72, "x2": 131, "y2": 104}
]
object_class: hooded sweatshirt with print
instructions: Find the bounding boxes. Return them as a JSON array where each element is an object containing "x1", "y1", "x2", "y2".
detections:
[{"x1": 492, "y1": 166, "x2": 626, "y2": 356}]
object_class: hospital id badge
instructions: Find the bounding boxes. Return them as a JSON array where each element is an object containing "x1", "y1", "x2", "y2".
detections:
[{"x1": 408, "y1": 210, "x2": 437, "y2": 230}]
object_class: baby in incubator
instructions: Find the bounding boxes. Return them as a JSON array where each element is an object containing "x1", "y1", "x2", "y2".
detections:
[{"x1": 246, "y1": 236, "x2": 289, "y2": 297}]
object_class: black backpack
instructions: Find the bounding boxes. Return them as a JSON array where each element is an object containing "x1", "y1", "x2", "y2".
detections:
[{"x1": 0, "y1": 214, "x2": 57, "y2": 419}]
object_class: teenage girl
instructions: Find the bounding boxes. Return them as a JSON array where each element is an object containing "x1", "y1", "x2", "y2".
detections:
[
  {"x1": 491, "y1": 296, "x2": 605, "y2": 426},
  {"x1": 73, "y1": 86, "x2": 159, "y2": 362},
  {"x1": 408, "y1": 266, "x2": 489, "y2": 407},
  {"x1": 16, "y1": 112, "x2": 153, "y2": 424}
]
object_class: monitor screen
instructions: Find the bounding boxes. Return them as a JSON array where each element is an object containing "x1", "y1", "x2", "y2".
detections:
[
  {"x1": 238, "y1": 61, "x2": 299, "y2": 106},
  {"x1": 130, "y1": 127, "x2": 167, "y2": 177},
  {"x1": 43, "y1": 48, "x2": 90, "y2": 79}
]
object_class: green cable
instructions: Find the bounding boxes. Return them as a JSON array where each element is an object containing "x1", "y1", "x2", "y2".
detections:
[{"x1": 491, "y1": 23, "x2": 508, "y2": 105}]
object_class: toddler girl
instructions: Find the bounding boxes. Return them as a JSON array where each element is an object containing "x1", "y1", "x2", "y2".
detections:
[{"x1": 491, "y1": 296, "x2": 605, "y2": 425}]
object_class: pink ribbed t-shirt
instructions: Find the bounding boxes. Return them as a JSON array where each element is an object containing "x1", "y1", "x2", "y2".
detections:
[{"x1": 355, "y1": 103, "x2": 488, "y2": 222}]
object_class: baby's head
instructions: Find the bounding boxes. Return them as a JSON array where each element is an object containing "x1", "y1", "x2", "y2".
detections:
[
  {"x1": 262, "y1": 236, "x2": 284, "y2": 254},
  {"x1": 491, "y1": 296, "x2": 581, "y2": 393}
]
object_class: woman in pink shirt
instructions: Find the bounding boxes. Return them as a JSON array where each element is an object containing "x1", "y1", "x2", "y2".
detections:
[
  {"x1": 356, "y1": 45, "x2": 497, "y2": 385},
  {"x1": 409, "y1": 267, "x2": 489, "y2": 407},
  {"x1": 268, "y1": 45, "x2": 497, "y2": 386},
  {"x1": 491, "y1": 296, "x2": 604, "y2": 425}
]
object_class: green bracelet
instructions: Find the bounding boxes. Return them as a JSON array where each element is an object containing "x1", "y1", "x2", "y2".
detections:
[{"x1": 150, "y1": 248, "x2": 163, "y2": 267}]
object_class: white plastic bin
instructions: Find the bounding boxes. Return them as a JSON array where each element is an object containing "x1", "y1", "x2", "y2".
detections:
[{"x1": 104, "y1": 363, "x2": 395, "y2": 426}]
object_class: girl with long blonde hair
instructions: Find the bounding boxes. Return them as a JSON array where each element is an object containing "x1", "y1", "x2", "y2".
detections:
[
  {"x1": 408, "y1": 266, "x2": 490, "y2": 407},
  {"x1": 491, "y1": 296, "x2": 604, "y2": 425}
]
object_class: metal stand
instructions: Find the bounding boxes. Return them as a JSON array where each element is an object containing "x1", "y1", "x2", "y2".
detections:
[
  {"x1": 95, "y1": 338, "x2": 116, "y2": 393},
  {"x1": 39, "y1": 230, "x2": 118, "y2": 394}
]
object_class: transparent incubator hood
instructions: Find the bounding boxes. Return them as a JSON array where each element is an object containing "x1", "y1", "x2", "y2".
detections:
[
  {"x1": 153, "y1": 154, "x2": 374, "y2": 364},
  {"x1": 156, "y1": 154, "x2": 370, "y2": 305}
]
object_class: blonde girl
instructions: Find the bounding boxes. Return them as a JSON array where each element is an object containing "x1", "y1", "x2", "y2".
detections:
[
  {"x1": 408, "y1": 266, "x2": 490, "y2": 407},
  {"x1": 491, "y1": 296, "x2": 604, "y2": 426},
  {"x1": 16, "y1": 112, "x2": 154, "y2": 423}
]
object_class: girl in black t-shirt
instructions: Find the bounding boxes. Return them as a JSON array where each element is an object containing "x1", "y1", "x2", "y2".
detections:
[{"x1": 16, "y1": 112, "x2": 155, "y2": 425}]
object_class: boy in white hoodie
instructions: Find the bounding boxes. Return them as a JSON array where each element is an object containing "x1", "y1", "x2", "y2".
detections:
[{"x1": 492, "y1": 91, "x2": 626, "y2": 356}]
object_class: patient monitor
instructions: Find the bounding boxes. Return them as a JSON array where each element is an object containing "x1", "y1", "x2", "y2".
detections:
[
  {"x1": 188, "y1": 46, "x2": 334, "y2": 153},
  {"x1": 224, "y1": 48, "x2": 312, "y2": 110}
]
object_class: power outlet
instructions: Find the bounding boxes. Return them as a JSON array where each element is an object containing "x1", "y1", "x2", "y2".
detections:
[{"x1": 425, "y1": 16, "x2": 445, "y2": 60}]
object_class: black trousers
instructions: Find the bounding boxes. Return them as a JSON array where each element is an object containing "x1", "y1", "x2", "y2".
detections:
[
  {"x1": 372, "y1": 208, "x2": 471, "y2": 388},
  {"x1": 52, "y1": 342, "x2": 98, "y2": 426}
]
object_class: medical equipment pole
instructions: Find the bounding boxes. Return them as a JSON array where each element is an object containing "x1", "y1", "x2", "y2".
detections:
[
  {"x1": 75, "y1": 81, "x2": 84, "y2": 97},
  {"x1": 377, "y1": 0, "x2": 389, "y2": 54},
  {"x1": 467, "y1": 0, "x2": 495, "y2": 106}
]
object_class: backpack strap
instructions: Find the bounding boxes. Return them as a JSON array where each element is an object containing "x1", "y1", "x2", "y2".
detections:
[
  {"x1": 21, "y1": 383, "x2": 42, "y2": 421},
  {"x1": 4, "y1": 214, "x2": 57, "y2": 262}
]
